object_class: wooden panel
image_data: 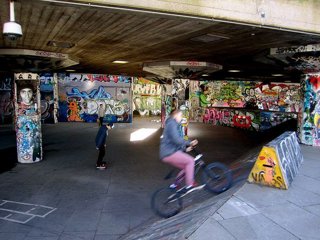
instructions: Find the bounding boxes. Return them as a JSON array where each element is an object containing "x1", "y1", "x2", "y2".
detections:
[{"x1": 0, "y1": 0, "x2": 320, "y2": 81}]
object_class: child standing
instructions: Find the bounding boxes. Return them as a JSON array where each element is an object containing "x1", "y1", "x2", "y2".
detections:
[{"x1": 95, "y1": 123, "x2": 114, "y2": 169}]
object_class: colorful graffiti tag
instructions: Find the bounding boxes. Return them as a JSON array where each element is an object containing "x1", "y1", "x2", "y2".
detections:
[
  {"x1": 203, "y1": 108, "x2": 296, "y2": 131},
  {"x1": 203, "y1": 108, "x2": 260, "y2": 131},
  {"x1": 133, "y1": 78, "x2": 161, "y2": 116},
  {"x1": 299, "y1": 74, "x2": 320, "y2": 146},
  {"x1": 58, "y1": 73, "x2": 132, "y2": 123},
  {"x1": 248, "y1": 131, "x2": 303, "y2": 189}
]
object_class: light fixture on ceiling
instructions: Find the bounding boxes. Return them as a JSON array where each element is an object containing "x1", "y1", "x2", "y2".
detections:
[
  {"x1": 201, "y1": 73, "x2": 209, "y2": 77},
  {"x1": 228, "y1": 69, "x2": 241, "y2": 73},
  {"x1": 272, "y1": 73, "x2": 284, "y2": 77},
  {"x1": 3, "y1": 0, "x2": 22, "y2": 41},
  {"x1": 112, "y1": 60, "x2": 129, "y2": 64},
  {"x1": 66, "y1": 69, "x2": 76, "y2": 72}
]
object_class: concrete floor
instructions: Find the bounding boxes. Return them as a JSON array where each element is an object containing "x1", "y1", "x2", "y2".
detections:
[{"x1": 0, "y1": 117, "x2": 296, "y2": 239}]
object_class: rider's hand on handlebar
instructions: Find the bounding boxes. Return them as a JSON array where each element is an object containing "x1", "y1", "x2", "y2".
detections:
[
  {"x1": 190, "y1": 139, "x2": 198, "y2": 147},
  {"x1": 186, "y1": 139, "x2": 198, "y2": 152}
]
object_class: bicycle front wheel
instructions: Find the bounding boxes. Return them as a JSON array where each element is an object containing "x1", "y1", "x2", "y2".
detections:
[
  {"x1": 151, "y1": 187, "x2": 183, "y2": 218},
  {"x1": 201, "y1": 162, "x2": 232, "y2": 194}
]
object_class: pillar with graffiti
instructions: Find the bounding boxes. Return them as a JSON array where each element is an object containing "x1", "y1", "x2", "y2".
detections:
[
  {"x1": 172, "y1": 79, "x2": 190, "y2": 139},
  {"x1": 14, "y1": 73, "x2": 42, "y2": 163},
  {"x1": 298, "y1": 74, "x2": 320, "y2": 146}
]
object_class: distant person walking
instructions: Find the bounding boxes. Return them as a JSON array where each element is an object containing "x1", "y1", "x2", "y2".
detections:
[
  {"x1": 98, "y1": 103, "x2": 105, "y2": 126},
  {"x1": 95, "y1": 123, "x2": 114, "y2": 169}
]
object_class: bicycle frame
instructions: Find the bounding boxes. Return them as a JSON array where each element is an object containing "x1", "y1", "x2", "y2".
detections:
[{"x1": 170, "y1": 153, "x2": 205, "y2": 187}]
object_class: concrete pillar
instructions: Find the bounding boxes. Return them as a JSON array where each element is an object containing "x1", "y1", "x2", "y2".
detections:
[
  {"x1": 298, "y1": 74, "x2": 320, "y2": 146},
  {"x1": 14, "y1": 73, "x2": 42, "y2": 163}
]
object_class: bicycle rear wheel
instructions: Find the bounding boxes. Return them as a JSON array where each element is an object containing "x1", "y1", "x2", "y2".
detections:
[
  {"x1": 151, "y1": 187, "x2": 183, "y2": 218},
  {"x1": 201, "y1": 162, "x2": 232, "y2": 194}
]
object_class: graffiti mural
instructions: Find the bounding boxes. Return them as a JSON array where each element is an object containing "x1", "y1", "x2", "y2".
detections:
[
  {"x1": 40, "y1": 73, "x2": 56, "y2": 123},
  {"x1": 58, "y1": 73, "x2": 133, "y2": 123},
  {"x1": 189, "y1": 81, "x2": 202, "y2": 122},
  {"x1": 161, "y1": 83, "x2": 172, "y2": 128},
  {"x1": 204, "y1": 108, "x2": 296, "y2": 131},
  {"x1": 172, "y1": 79, "x2": 189, "y2": 138},
  {"x1": 203, "y1": 108, "x2": 260, "y2": 131},
  {"x1": 256, "y1": 83, "x2": 300, "y2": 112},
  {"x1": 299, "y1": 74, "x2": 320, "y2": 146},
  {"x1": 197, "y1": 81, "x2": 300, "y2": 112},
  {"x1": 0, "y1": 74, "x2": 14, "y2": 124},
  {"x1": 14, "y1": 73, "x2": 42, "y2": 163},
  {"x1": 198, "y1": 81, "x2": 245, "y2": 108},
  {"x1": 133, "y1": 78, "x2": 161, "y2": 116}
]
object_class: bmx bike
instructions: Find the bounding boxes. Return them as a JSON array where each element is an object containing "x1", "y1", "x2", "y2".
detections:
[{"x1": 151, "y1": 149, "x2": 233, "y2": 218}]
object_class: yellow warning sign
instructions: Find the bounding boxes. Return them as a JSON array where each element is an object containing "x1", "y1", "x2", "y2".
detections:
[{"x1": 248, "y1": 146, "x2": 288, "y2": 189}]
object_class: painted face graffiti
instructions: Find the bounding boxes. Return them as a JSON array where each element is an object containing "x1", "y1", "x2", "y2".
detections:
[{"x1": 20, "y1": 88, "x2": 34, "y2": 105}]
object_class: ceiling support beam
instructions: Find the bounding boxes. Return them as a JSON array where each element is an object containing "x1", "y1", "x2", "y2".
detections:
[{"x1": 40, "y1": 0, "x2": 320, "y2": 36}]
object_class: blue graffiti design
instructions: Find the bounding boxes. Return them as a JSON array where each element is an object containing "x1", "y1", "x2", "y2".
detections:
[
  {"x1": 80, "y1": 113, "x2": 98, "y2": 123},
  {"x1": 58, "y1": 101, "x2": 69, "y2": 122},
  {"x1": 67, "y1": 86, "x2": 112, "y2": 100}
]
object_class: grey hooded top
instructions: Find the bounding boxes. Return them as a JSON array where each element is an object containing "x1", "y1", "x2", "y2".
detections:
[{"x1": 159, "y1": 117, "x2": 191, "y2": 160}]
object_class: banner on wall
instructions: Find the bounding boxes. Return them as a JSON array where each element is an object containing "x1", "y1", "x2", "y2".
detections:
[
  {"x1": 14, "y1": 73, "x2": 42, "y2": 163},
  {"x1": 57, "y1": 73, "x2": 133, "y2": 123}
]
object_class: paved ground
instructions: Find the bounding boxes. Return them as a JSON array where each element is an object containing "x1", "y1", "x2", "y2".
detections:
[
  {"x1": 188, "y1": 144, "x2": 320, "y2": 240},
  {"x1": 0, "y1": 117, "x2": 299, "y2": 239}
]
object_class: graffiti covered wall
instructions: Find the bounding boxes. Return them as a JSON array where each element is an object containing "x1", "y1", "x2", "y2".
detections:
[
  {"x1": 299, "y1": 74, "x2": 320, "y2": 146},
  {"x1": 58, "y1": 73, "x2": 133, "y2": 123},
  {"x1": 172, "y1": 79, "x2": 189, "y2": 138},
  {"x1": 0, "y1": 74, "x2": 14, "y2": 124},
  {"x1": 133, "y1": 78, "x2": 161, "y2": 116},
  {"x1": 40, "y1": 73, "x2": 57, "y2": 124},
  {"x1": 198, "y1": 81, "x2": 300, "y2": 113}
]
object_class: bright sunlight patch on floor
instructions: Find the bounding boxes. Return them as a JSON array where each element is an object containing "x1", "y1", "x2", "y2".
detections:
[{"x1": 130, "y1": 128, "x2": 158, "y2": 141}]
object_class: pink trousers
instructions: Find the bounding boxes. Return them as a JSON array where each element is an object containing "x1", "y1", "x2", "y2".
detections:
[{"x1": 162, "y1": 151, "x2": 194, "y2": 186}]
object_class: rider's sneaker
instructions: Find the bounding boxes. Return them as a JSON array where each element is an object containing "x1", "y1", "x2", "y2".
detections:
[
  {"x1": 177, "y1": 182, "x2": 198, "y2": 196},
  {"x1": 96, "y1": 163, "x2": 107, "y2": 170},
  {"x1": 169, "y1": 183, "x2": 178, "y2": 189}
]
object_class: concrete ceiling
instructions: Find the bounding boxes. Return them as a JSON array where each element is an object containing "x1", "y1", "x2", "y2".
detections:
[{"x1": 1, "y1": 0, "x2": 320, "y2": 82}]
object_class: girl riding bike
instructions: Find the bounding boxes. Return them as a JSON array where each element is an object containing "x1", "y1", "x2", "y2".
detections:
[{"x1": 159, "y1": 109, "x2": 198, "y2": 194}]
